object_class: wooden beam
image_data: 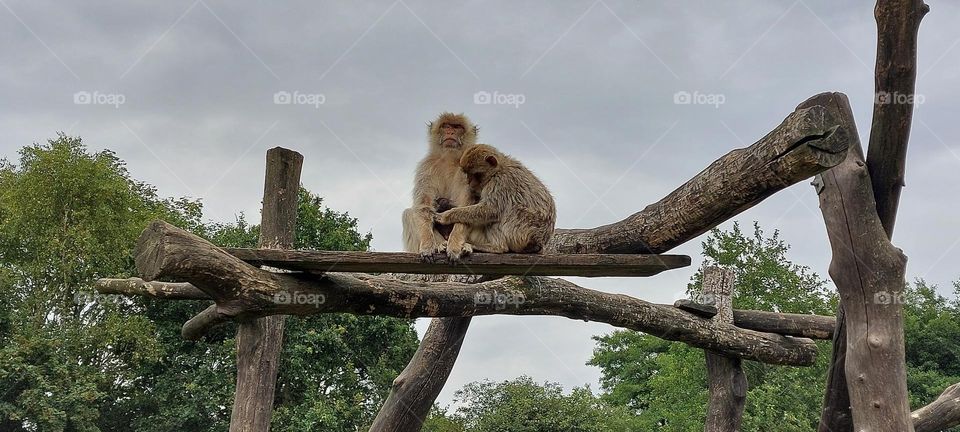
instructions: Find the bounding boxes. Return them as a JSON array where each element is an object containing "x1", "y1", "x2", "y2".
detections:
[
  {"x1": 806, "y1": 93, "x2": 913, "y2": 432},
  {"x1": 132, "y1": 220, "x2": 818, "y2": 366},
  {"x1": 229, "y1": 147, "x2": 302, "y2": 432},
  {"x1": 703, "y1": 266, "x2": 746, "y2": 432},
  {"x1": 912, "y1": 382, "x2": 960, "y2": 432},
  {"x1": 548, "y1": 95, "x2": 849, "y2": 255},
  {"x1": 819, "y1": 2, "x2": 928, "y2": 431},
  {"x1": 222, "y1": 248, "x2": 690, "y2": 277}
]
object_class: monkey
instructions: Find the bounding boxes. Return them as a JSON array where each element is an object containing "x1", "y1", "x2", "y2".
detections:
[
  {"x1": 401, "y1": 112, "x2": 479, "y2": 259},
  {"x1": 435, "y1": 144, "x2": 556, "y2": 258}
]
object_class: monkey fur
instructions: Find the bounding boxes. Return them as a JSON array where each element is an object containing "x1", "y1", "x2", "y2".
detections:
[
  {"x1": 401, "y1": 112, "x2": 479, "y2": 258},
  {"x1": 436, "y1": 144, "x2": 556, "y2": 257}
]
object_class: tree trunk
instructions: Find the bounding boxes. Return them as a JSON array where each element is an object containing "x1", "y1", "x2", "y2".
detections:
[
  {"x1": 805, "y1": 93, "x2": 913, "y2": 432},
  {"x1": 229, "y1": 147, "x2": 303, "y2": 432},
  {"x1": 703, "y1": 266, "x2": 746, "y2": 432},
  {"x1": 818, "y1": 2, "x2": 927, "y2": 430}
]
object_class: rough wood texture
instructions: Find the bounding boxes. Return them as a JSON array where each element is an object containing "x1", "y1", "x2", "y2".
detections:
[
  {"x1": 229, "y1": 147, "x2": 302, "y2": 432},
  {"x1": 223, "y1": 247, "x2": 690, "y2": 277},
  {"x1": 819, "y1": 2, "x2": 927, "y2": 431},
  {"x1": 866, "y1": 0, "x2": 929, "y2": 239},
  {"x1": 374, "y1": 93, "x2": 853, "y2": 432},
  {"x1": 912, "y1": 382, "x2": 960, "y2": 432},
  {"x1": 133, "y1": 220, "x2": 817, "y2": 366},
  {"x1": 95, "y1": 277, "x2": 206, "y2": 299},
  {"x1": 703, "y1": 266, "x2": 746, "y2": 432},
  {"x1": 548, "y1": 97, "x2": 849, "y2": 255},
  {"x1": 804, "y1": 93, "x2": 913, "y2": 432},
  {"x1": 182, "y1": 304, "x2": 230, "y2": 340},
  {"x1": 369, "y1": 316, "x2": 474, "y2": 431},
  {"x1": 674, "y1": 299, "x2": 835, "y2": 340}
]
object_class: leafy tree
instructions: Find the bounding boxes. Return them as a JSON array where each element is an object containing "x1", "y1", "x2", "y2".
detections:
[
  {"x1": 0, "y1": 135, "x2": 417, "y2": 432},
  {"x1": 590, "y1": 222, "x2": 960, "y2": 431},
  {"x1": 590, "y1": 222, "x2": 835, "y2": 431},
  {"x1": 0, "y1": 134, "x2": 198, "y2": 431},
  {"x1": 428, "y1": 376, "x2": 637, "y2": 432}
]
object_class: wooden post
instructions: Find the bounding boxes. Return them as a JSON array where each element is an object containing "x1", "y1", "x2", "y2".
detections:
[
  {"x1": 229, "y1": 147, "x2": 303, "y2": 432},
  {"x1": 702, "y1": 266, "x2": 746, "y2": 432}
]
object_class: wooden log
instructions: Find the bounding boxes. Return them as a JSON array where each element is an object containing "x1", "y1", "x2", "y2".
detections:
[
  {"x1": 805, "y1": 93, "x2": 913, "y2": 432},
  {"x1": 133, "y1": 220, "x2": 818, "y2": 366},
  {"x1": 703, "y1": 266, "x2": 746, "y2": 432},
  {"x1": 819, "y1": 2, "x2": 927, "y2": 430},
  {"x1": 94, "y1": 277, "x2": 837, "y2": 340},
  {"x1": 95, "y1": 277, "x2": 206, "y2": 299},
  {"x1": 912, "y1": 382, "x2": 960, "y2": 432},
  {"x1": 229, "y1": 147, "x2": 302, "y2": 432},
  {"x1": 548, "y1": 96, "x2": 849, "y2": 255},
  {"x1": 222, "y1": 248, "x2": 690, "y2": 277},
  {"x1": 374, "y1": 92, "x2": 853, "y2": 432}
]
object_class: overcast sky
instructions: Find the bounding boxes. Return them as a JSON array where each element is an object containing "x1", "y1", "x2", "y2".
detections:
[{"x1": 3, "y1": 0, "x2": 959, "y2": 408}]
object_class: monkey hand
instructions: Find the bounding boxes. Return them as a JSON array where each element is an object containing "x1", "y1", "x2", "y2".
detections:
[{"x1": 433, "y1": 210, "x2": 453, "y2": 226}]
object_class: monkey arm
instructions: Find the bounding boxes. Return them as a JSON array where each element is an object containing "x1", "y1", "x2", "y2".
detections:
[{"x1": 436, "y1": 203, "x2": 499, "y2": 226}]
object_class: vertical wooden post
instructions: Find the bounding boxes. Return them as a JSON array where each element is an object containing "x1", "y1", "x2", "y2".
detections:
[
  {"x1": 703, "y1": 266, "x2": 746, "y2": 432},
  {"x1": 229, "y1": 147, "x2": 303, "y2": 432}
]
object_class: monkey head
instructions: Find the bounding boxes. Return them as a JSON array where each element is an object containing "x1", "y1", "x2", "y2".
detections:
[
  {"x1": 459, "y1": 144, "x2": 501, "y2": 191},
  {"x1": 428, "y1": 112, "x2": 478, "y2": 152}
]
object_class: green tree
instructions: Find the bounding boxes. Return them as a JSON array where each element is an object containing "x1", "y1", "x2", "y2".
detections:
[
  {"x1": 0, "y1": 134, "x2": 199, "y2": 431},
  {"x1": 590, "y1": 222, "x2": 835, "y2": 431},
  {"x1": 431, "y1": 376, "x2": 637, "y2": 432},
  {"x1": 0, "y1": 135, "x2": 417, "y2": 432}
]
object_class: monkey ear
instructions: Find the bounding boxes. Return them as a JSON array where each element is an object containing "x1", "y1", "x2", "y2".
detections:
[{"x1": 485, "y1": 155, "x2": 498, "y2": 167}]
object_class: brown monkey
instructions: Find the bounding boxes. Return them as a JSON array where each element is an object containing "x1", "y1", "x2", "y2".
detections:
[
  {"x1": 401, "y1": 112, "x2": 478, "y2": 259},
  {"x1": 435, "y1": 144, "x2": 556, "y2": 257}
]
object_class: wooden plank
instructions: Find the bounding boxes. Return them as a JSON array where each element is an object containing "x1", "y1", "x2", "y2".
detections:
[
  {"x1": 229, "y1": 147, "x2": 302, "y2": 432},
  {"x1": 222, "y1": 248, "x2": 690, "y2": 277}
]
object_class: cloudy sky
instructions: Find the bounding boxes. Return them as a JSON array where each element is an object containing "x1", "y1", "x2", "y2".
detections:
[{"x1": 3, "y1": 0, "x2": 959, "y2": 407}]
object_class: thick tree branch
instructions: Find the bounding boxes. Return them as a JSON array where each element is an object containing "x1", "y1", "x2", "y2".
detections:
[
  {"x1": 549, "y1": 96, "x2": 848, "y2": 254},
  {"x1": 912, "y1": 382, "x2": 960, "y2": 432},
  {"x1": 132, "y1": 220, "x2": 818, "y2": 366},
  {"x1": 96, "y1": 277, "x2": 836, "y2": 340}
]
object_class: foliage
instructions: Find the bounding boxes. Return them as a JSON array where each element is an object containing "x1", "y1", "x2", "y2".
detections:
[
  {"x1": 0, "y1": 135, "x2": 416, "y2": 432},
  {"x1": 589, "y1": 222, "x2": 960, "y2": 431},
  {"x1": 425, "y1": 376, "x2": 638, "y2": 432}
]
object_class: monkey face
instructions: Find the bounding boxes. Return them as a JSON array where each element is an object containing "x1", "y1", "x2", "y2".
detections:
[
  {"x1": 439, "y1": 123, "x2": 466, "y2": 148},
  {"x1": 428, "y1": 112, "x2": 478, "y2": 151},
  {"x1": 460, "y1": 144, "x2": 500, "y2": 190}
]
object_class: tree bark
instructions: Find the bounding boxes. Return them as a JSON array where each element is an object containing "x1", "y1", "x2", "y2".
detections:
[
  {"x1": 703, "y1": 266, "x2": 746, "y2": 432},
  {"x1": 805, "y1": 93, "x2": 913, "y2": 432},
  {"x1": 96, "y1": 278, "x2": 835, "y2": 340},
  {"x1": 132, "y1": 220, "x2": 818, "y2": 366},
  {"x1": 229, "y1": 147, "x2": 302, "y2": 432},
  {"x1": 818, "y1": 2, "x2": 927, "y2": 431},
  {"x1": 549, "y1": 96, "x2": 848, "y2": 255},
  {"x1": 912, "y1": 382, "x2": 960, "y2": 432}
]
